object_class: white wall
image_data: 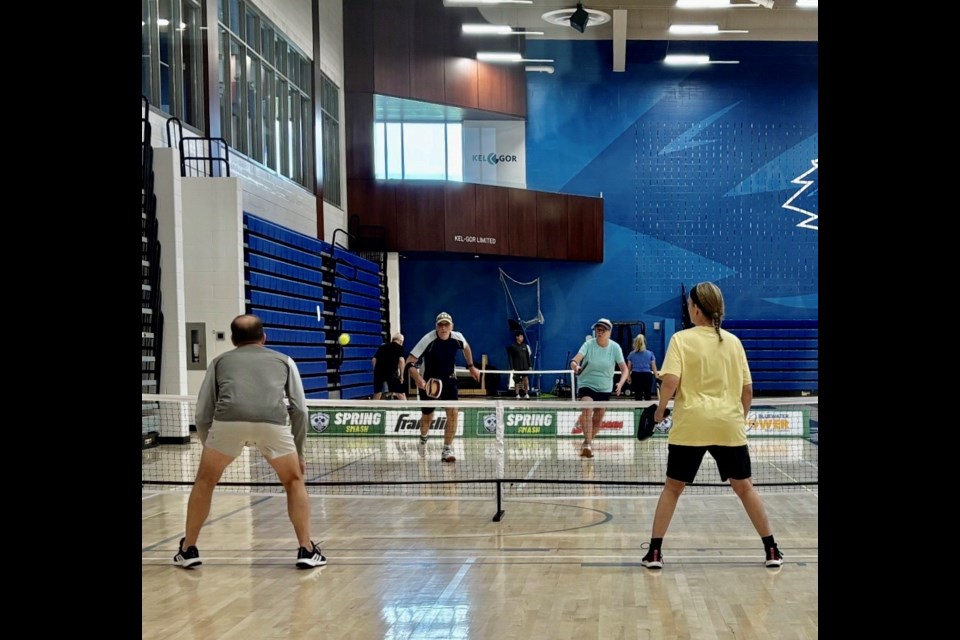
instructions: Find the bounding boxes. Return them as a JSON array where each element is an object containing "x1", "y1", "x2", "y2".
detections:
[
  {"x1": 180, "y1": 178, "x2": 247, "y2": 395},
  {"x1": 153, "y1": 149, "x2": 189, "y2": 399},
  {"x1": 462, "y1": 120, "x2": 527, "y2": 189}
]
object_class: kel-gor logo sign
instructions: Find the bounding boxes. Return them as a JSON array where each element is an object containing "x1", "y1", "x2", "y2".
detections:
[{"x1": 472, "y1": 153, "x2": 518, "y2": 166}]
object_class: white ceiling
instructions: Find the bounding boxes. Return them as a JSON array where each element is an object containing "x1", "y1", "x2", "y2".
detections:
[{"x1": 469, "y1": 1, "x2": 818, "y2": 42}]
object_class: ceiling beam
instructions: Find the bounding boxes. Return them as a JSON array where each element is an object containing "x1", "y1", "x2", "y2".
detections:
[{"x1": 612, "y1": 9, "x2": 627, "y2": 72}]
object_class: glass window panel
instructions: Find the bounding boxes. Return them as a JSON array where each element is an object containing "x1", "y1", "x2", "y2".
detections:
[
  {"x1": 402, "y1": 124, "x2": 446, "y2": 180},
  {"x1": 446, "y1": 123, "x2": 463, "y2": 182},
  {"x1": 275, "y1": 74, "x2": 287, "y2": 176},
  {"x1": 261, "y1": 24, "x2": 273, "y2": 62},
  {"x1": 288, "y1": 89, "x2": 302, "y2": 183},
  {"x1": 158, "y1": 0, "x2": 173, "y2": 113},
  {"x1": 301, "y1": 57, "x2": 312, "y2": 94},
  {"x1": 245, "y1": 9, "x2": 259, "y2": 52},
  {"x1": 288, "y1": 46, "x2": 299, "y2": 86},
  {"x1": 142, "y1": 0, "x2": 153, "y2": 101},
  {"x1": 219, "y1": 28, "x2": 229, "y2": 145},
  {"x1": 374, "y1": 123, "x2": 386, "y2": 179},
  {"x1": 262, "y1": 68, "x2": 275, "y2": 170},
  {"x1": 230, "y1": 38, "x2": 244, "y2": 153},
  {"x1": 217, "y1": 0, "x2": 224, "y2": 24},
  {"x1": 385, "y1": 123, "x2": 403, "y2": 180},
  {"x1": 275, "y1": 35, "x2": 286, "y2": 71},
  {"x1": 180, "y1": 1, "x2": 204, "y2": 129},
  {"x1": 246, "y1": 54, "x2": 261, "y2": 160},
  {"x1": 229, "y1": 0, "x2": 240, "y2": 35}
]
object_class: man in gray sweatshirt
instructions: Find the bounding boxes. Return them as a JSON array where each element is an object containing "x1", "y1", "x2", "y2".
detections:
[{"x1": 174, "y1": 314, "x2": 327, "y2": 570}]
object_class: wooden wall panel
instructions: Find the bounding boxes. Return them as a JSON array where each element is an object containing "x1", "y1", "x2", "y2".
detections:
[
  {"x1": 507, "y1": 188, "x2": 538, "y2": 258},
  {"x1": 374, "y1": 0, "x2": 411, "y2": 98},
  {"x1": 395, "y1": 183, "x2": 446, "y2": 251},
  {"x1": 444, "y1": 57, "x2": 479, "y2": 109},
  {"x1": 344, "y1": 92, "x2": 374, "y2": 179},
  {"x1": 443, "y1": 183, "x2": 477, "y2": 253},
  {"x1": 411, "y1": 0, "x2": 446, "y2": 104},
  {"x1": 343, "y1": 0, "x2": 374, "y2": 93},
  {"x1": 567, "y1": 196, "x2": 602, "y2": 261},
  {"x1": 475, "y1": 184, "x2": 510, "y2": 256},
  {"x1": 347, "y1": 180, "x2": 398, "y2": 245},
  {"x1": 506, "y1": 66, "x2": 527, "y2": 117},
  {"x1": 477, "y1": 62, "x2": 505, "y2": 114},
  {"x1": 537, "y1": 192, "x2": 569, "y2": 260}
]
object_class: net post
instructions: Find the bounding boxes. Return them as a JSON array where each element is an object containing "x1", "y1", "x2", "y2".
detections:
[{"x1": 493, "y1": 399, "x2": 505, "y2": 521}]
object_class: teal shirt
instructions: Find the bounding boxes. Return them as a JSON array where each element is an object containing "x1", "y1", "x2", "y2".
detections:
[{"x1": 576, "y1": 339, "x2": 625, "y2": 392}]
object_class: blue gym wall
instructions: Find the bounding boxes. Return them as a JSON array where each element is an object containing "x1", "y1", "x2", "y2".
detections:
[{"x1": 400, "y1": 40, "x2": 817, "y2": 377}]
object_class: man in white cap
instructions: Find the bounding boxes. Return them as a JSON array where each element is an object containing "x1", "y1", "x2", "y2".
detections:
[
  {"x1": 570, "y1": 318, "x2": 629, "y2": 458},
  {"x1": 405, "y1": 312, "x2": 481, "y2": 462}
]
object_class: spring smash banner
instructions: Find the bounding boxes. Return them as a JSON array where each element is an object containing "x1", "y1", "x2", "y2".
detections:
[{"x1": 308, "y1": 408, "x2": 809, "y2": 438}]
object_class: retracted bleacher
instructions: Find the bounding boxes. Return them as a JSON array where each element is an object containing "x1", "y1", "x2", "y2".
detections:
[
  {"x1": 329, "y1": 246, "x2": 385, "y2": 399},
  {"x1": 243, "y1": 214, "x2": 387, "y2": 399},
  {"x1": 723, "y1": 319, "x2": 818, "y2": 396}
]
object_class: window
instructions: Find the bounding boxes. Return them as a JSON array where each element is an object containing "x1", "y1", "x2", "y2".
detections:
[
  {"x1": 320, "y1": 75, "x2": 341, "y2": 206},
  {"x1": 142, "y1": 0, "x2": 205, "y2": 131},
  {"x1": 374, "y1": 122, "x2": 463, "y2": 182},
  {"x1": 217, "y1": 0, "x2": 313, "y2": 189},
  {"x1": 142, "y1": 0, "x2": 324, "y2": 192}
]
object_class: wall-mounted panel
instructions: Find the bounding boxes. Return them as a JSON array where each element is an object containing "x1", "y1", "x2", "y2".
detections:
[
  {"x1": 444, "y1": 183, "x2": 477, "y2": 253},
  {"x1": 345, "y1": 92, "x2": 374, "y2": 179},
  {"x1": 537, "y1": 192, "x2": 568, "y2": 260},
  {"x1": 567, "y1": 196, "x2": 602, "y2": 262},
  {"x1": 477, "y1": 62, "x2": 505, "y2": 115},
  {"x1": 475, "y1": 185, "x2": 510, "y2": 256},
  {"x1": 343, "y1": 0, "x2": 374, "y2": 94},
  {"x1": 395, "y1": 182, "x2": 446, "y2": 251},
  {"x1": 347, "y1": 179, "x2": 398, "y2": 246},
  {"x1": 373, "y1": 0, "x2": 412, "y2": 98},
  {"x1": 444, "y1": 57, "x2": 479, "y2": 110},
  {"x1": 411, "y1": 0, "x2": 446, "y2": 104},
  {"x1": 507, "y1": 188, "x2": 538, "y2": 258}
]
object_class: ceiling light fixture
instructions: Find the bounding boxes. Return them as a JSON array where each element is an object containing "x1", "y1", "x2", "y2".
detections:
[
  {"x1": 796, "y1": 0, "x2": 817, "y2": 7},
  {"x1": 462, "y1": 24, "x2": 544, "y2": 35},
  {"x1": 750, "y1": 0, "x2": 775, "y2": 8},
  {"x1": 664, "y1": 54, "x2": 739, "y2": 65},
  {"x1": 675, "y1": 1, "x2": 760, "y2": 8},
  {"x1": 477, "y1": 52, "x2": 554, "y2": 63},
  {"x1": 669, "y1": 24, "x2": 749, "y2": 34},
  {"x1": 525, "y1": 65, "x2": 555, "y2": 73},
  {"x1": 445, "y1": 1, "x2": 533, "y2": 6}
]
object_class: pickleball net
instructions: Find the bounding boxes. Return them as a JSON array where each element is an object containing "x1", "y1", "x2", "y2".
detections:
[{"x1": 143, "y1": 395, "x2": 817, "y2": 513}]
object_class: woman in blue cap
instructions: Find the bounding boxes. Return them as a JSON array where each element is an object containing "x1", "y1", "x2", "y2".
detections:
[{"x1": 569, "y1": 318, "x2": 629, "y2": 458}]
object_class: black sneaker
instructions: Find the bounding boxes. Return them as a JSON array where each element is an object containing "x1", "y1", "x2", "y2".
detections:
[
  {"x1": 173, "y1": 537, "x2": 202, "y2": 568},
  {"x1": 296, "y1": 542, "x2": 327, "y2": 569},
  {"x1": 640, "y1": 549, "x2": 663, "y2": 569},
  {"x1": 765, "y1": 545, "x2": 784, "y2": 567}
]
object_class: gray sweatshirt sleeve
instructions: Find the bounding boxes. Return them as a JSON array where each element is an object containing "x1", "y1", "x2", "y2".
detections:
[
  {"x1": 285, "y1": 356, "x2": 308, "y2": 457},
  {"x1": 194, "y1": 360, "x2": 218, "y2": 444}
]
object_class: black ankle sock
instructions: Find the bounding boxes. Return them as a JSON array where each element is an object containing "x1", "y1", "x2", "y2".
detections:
[
  {"x1": 761, "y1": 535, "x2": 776, "y2": 548},
  {"x1": 649, "y1": 538, "x2": 663, "y2": 552}
]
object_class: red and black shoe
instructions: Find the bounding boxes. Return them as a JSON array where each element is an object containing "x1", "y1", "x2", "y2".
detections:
[
  {"x1": 640, "y1": 549, "x2": 663, "y2": 569},
  {"x1": 765, "y1": 545, "x2": 784, "y2": 567}
]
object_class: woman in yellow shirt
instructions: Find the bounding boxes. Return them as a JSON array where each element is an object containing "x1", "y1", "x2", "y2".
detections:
[{"x1": 640, "y1": 282, "x2": 783, "y2": 570}]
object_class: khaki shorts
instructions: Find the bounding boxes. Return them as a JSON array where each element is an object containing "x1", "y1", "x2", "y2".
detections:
[{"x1": 205, "y1": 419, "x2": 297, "y2": 459}]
